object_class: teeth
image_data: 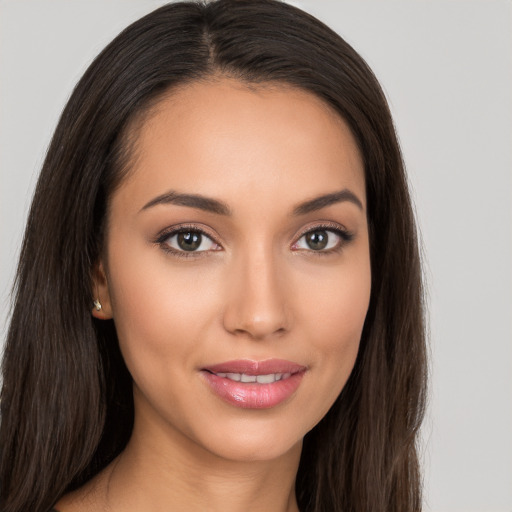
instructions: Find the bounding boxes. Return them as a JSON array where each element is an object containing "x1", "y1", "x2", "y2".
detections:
[
  {"x1": 215, "y1": 372, "x2": 291, "y2": 383},
  {"x1": 256, "y1": 374, "x2": 275, "y2": 384}
]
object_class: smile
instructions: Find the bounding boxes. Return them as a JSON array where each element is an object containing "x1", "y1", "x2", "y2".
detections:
[
  {"x1": 212, "y1": 372, "x2": 292, "y2": 383},
  {"x1": 201, "y1": 359, "x2": 307, "y2": 409}
]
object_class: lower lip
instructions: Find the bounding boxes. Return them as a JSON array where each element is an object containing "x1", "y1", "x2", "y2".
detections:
[{"x1": 201, "y1": 371, "x2": 306, "y2": 409}]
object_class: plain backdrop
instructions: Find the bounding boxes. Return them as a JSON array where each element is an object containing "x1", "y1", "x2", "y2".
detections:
[{"x1": 0, "y1": 1, "x2": 511, "y2": 511}]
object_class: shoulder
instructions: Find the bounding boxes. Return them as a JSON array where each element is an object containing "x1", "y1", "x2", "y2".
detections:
[{"x1": 51, "y1": 462, "x2": 114, "y2": 512}]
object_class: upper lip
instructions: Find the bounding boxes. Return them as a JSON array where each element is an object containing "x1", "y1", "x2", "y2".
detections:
[{"x1": 202, "y1": 359, "x2": 307, "y2": 375}]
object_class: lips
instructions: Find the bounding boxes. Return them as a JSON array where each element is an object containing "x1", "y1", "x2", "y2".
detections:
[{"x1": 201, "y1": 359, "x2": 307, "y2": 409}]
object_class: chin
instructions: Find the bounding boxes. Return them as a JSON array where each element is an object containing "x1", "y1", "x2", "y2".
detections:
[
  {"x1": 186, "y1": 414, "x2": 308, "y2": 464},
  {"x1": 205, "y1": 433, "x2": 303, "y2": 463}
]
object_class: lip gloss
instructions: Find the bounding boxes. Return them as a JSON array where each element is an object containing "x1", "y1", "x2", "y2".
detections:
[{"x1": 201, "y1": 359, "x2": 307, "y2": 409}]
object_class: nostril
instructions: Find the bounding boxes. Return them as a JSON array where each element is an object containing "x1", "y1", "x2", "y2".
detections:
[{"x1": 221, "y1": 267, "x2": 291, "y2": 338}]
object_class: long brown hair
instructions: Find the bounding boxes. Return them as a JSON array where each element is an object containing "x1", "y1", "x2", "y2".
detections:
[{"x1": 0, "y1": 1, "x2": 427, "y2": 511}]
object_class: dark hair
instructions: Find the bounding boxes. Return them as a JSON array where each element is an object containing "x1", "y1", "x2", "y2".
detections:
[{"x1": 0, "y1": 1, "x2": 427, "y2": 511}]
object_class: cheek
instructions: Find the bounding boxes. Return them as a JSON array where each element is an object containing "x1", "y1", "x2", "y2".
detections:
[
  {"x1": 317, "y1": 268, "x2": 370, "y2": 353},
  {"x1": 300, "y1": 248, "x2": 371, "y2": 342},
  {"x1": 296, "y1": 253, "x2": 371, "y2": 408},
  {"x1": 105, "y1": 244, "x2": 222, "y2": 378}
]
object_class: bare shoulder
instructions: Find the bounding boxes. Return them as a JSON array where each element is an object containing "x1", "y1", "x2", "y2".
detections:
[{"x1": 52, "y1": 464, "x2": 113, "y2": 512}]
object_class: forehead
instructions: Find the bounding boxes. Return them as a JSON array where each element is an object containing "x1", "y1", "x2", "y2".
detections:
[{"x1": 113, "y1": 78, "x2": 365, "y2": 214}]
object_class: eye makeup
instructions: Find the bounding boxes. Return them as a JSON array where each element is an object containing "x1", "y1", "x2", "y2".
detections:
[
  {"x1": 153, "y1": 223, "x2": 222, "y2": 259},
  {"x1": 291, "y1": 221, "x2": 354, "y2": 256},
  {"x1": 152, "y1": 220, "x2": 355, "y2": 260}
]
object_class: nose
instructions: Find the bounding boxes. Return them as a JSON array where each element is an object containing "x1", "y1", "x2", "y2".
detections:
[{"x1": 222, "y1": 246, "x2": 291, "y2": 340}]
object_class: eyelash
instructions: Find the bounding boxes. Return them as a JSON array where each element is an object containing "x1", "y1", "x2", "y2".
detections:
[
  {"x1": 154, "y1": 222, "x2": 354, "y2": 259},
  {"x1": 154, "y1": 224, "x2": 220, "y2": 259},
  {"x1": 292, "y1": 222, "x2": 354, "y2": 256}
]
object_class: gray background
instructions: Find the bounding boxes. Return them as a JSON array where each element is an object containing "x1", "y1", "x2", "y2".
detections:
[{"x1": 1, "y1": 1, "x2": 511, "y2": 510}]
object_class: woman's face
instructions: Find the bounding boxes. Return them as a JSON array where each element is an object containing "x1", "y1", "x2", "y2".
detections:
[{"x1": 95, "y1": 78, "x2": 371, "y2": 462}]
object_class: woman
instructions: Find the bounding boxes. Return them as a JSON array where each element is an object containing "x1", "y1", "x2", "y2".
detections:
[{"x1": 0, "y1": 1, "x2": 427, "y2": 511}]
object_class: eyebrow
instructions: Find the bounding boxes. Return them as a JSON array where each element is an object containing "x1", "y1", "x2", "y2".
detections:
[
  {"x1": 140, "y1": 188, "x2": 363, "y2": 216},
  {"x1": 292, "y1": 189, "x2": 364, "y2": 215},
  {"x1": 141, "y1": 191, "x2": 232, "y2": 216}
]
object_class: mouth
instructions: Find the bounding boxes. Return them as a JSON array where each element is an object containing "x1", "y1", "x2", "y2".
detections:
[
  {"x1": 201, "y1": 359, "x2": 307, "y2": 409},
  {"x1": 205, "y1": 372, "x2": 293, "y2": 384}
]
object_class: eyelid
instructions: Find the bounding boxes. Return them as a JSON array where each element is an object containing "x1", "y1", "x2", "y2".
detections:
[
  {"x1": 154, "y1": 223, "x2": 223, "y2": 257},
  {"x1": 291, "y1": 221, "x2": 354, "y2": 253},
  {"x1": 153, "y1": 221, "x2": 354, "y2": 258}
]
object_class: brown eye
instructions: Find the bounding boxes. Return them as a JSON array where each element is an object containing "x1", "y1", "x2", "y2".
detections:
[
  {"x1": 162, "y1": 229, "x2": 220, "y2": 253},
  {"x1": 293, "y1": 226, "x2": 350, "y2": 253},
  {"x1": 177, "y1": 231, "x2": 202, "y2": 251},
  {"x1": 305, "y1": 230, "x2": 329, "y2": 250}
]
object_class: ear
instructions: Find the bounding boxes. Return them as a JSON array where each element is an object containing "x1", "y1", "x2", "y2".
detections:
[{"x1": 91, "y1": 260, "x2": 113, "y2": 320}]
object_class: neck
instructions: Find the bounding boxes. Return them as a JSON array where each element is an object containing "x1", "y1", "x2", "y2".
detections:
[{"x1": 102, "y1": 412, "x2": 302, "y2": 512}]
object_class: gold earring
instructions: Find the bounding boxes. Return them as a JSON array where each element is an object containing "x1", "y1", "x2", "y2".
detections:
[{"x1": 93, "y1": 299, "x2": 102, "y2": 311}]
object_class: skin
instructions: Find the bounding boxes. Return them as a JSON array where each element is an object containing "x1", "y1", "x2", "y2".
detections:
[{"x1": 56, "y1": 78, "x2": 371, "y2": 512}]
